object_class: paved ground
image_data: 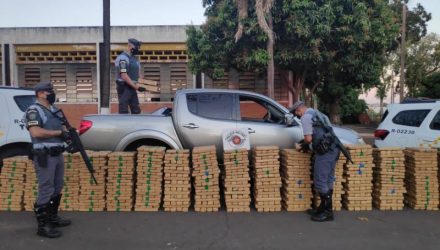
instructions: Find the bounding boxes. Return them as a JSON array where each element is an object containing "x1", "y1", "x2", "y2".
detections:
[{"x1": 1, "y1": 209, "x2": 439, "y2": 250}]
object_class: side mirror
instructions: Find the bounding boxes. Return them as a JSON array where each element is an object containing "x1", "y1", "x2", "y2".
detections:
[{"x1": 284, "y1": 113, "x2": 295, "y2": 127}]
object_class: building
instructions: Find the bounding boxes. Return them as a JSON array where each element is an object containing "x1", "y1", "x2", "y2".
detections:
[{"x1": 0, "y1": 26, "x2": 289, "y2": 124}]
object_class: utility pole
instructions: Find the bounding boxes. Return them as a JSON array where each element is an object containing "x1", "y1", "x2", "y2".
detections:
[
  {"x1": 399, "y1": 3, "x2": 407, "y2": 103},
  {"x1": 101, "y1": 0, "x2": 111, "y2": 114}
]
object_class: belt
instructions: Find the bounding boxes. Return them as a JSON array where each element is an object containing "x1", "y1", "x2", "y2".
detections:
[
  {"x1": 33, "y1": 142, "x2": 64, "y2": 149},
  {"x1": 32, "y1": 146, "x2": 65, "y2": 156}
]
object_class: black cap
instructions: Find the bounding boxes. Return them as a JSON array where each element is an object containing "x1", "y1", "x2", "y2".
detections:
[
  {"x1": 128, "y1": 38, "x2": 141, "y2": 48},
  {"x1": 34, "y1": 82, "x2": 53, "y2": 93},
  {"x1": 288, "y1": 101, "x2": 305, "y2": 112}
]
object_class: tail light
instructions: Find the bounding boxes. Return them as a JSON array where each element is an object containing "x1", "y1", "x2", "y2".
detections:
[
  {"x1": 374, "y1": 129, "x2": 389, "y2": 140},
  {"x1": 79, "y1": 120, "x2": 93, "y2": 135}
]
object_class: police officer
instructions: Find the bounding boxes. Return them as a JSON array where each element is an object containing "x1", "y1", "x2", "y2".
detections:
[
  {"x1": 290, "y1": 101, "x2": 340, "y2": 222},
  {"x1": 25, "y1": 82, "x2": 71, "y2": 238},
  {"x1": 115, "y1": 38, "x2": 146, "y2": 114}
]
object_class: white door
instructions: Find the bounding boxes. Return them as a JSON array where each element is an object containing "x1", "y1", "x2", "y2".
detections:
[
  {"x1": 420, "y1": 108, "x2": 440, "y2": 149},
  {"x1": 388, "y1": 108, "x2": 432, "y2": 148},
  {"x1": 0, "y1": 93, "x2": 10, "y2": 147},
  {"x1": 6, "y1": 94, "x2": 34, "y2": 144}
]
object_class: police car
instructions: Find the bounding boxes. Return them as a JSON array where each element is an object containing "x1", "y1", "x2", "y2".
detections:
[
  {"x1": 0, "y1": 87, "x2": 34, "y2": 159},
  {"x1": 374, "y1": 98, "x2": 440, "y2": 149}
]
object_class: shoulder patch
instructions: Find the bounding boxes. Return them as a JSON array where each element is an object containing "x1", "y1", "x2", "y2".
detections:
[
  {"x1": 26, "y1": 109, "x2": 38, "y2": 121},
  {"x1": 119, "y1": 60, "x2": 128, "y2": 73},
  {"x1": 25, "y1": 108, "x2": 42, "y2": 128}
]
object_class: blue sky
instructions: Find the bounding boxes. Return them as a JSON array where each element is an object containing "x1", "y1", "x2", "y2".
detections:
[{"x1": 0, "y1": 0, "x2": 438, "y2": 34}]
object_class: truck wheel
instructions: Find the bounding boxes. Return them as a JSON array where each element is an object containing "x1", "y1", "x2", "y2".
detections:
[{"x1": 124, "y1": 139, "x2": 171, "y2": 152}]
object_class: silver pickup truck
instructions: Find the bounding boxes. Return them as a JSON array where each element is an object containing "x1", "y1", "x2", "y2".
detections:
[{"x1": 79, "y1": 89, "x2": 364, "y2": 155}]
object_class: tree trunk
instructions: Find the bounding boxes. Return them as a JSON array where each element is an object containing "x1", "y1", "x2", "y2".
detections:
[
  {"x1": 291, "y1": 73, "x2": 304, "y2": 102},
  {"x1": 328, "y1": 98, "x2": 342, "y2": 125},
  {"x1": 309, "y1": 81, "x2": 321, "y2": 109},
  {"x1": 255, "y1": 0, "x2": 275, "y2": 99},
  {"x1": 234, "y1": 0, "x2": 248, "y2": 43},
  {"x1": 267, "y1": 14, "x2": 274, "y2": 98},
  {"x1": 379, "y1": 97, "x2": 384, "y2": 118},
  {"x1": 280, "y1": 70, "x2": 304, "y2": 104}
]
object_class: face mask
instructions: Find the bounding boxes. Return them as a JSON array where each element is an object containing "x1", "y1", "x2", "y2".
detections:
[
  {"x1": 130, "y1": 47, "x2": 140, "y2": 55},
  {"x1": 46, "y1": 92, "x2": 56, "y2": 105}
]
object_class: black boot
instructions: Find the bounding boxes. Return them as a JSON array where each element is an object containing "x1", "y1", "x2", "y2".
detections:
[
  {"x1": 49, "y1": 194, "x2": 71, "y2": 227},
  {"x1": 34, "y1": 203, "x2": 62, "y2": 238},
  {"x1": 311, "y1": 191, "x2": 334, "y2": 222},
  {"x1": 307, "y1": 189, "x2": 332, "y2": 215}
]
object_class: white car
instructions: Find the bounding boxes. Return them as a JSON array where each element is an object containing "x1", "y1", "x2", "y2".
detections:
[
  {"x1": 0, "y1": 87, "x2": 34, "y2": 159},
  {"x1": 374, "y1": 98, "x2": 440, "y2": 149}
]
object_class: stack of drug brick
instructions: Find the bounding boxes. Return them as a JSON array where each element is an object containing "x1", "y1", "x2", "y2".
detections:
[
  {"x1": 333, "y1": 155, "x2": 346, "y2": 211},
  {"x1": 78, "y1": 151, "x2": 108, "y2": 212},
  {"x1": 60, "y1": 153, "x2": 80, "y2": 211},
  {"x1": 251, "y1": 146, "x2": 282, "y2": 212},
  {"x1": 404, "y1": 148, "x2": 439, "y2": 210},
  {"x1": 192, "y1": 146, "x2": 220, "y2": 212},
  {"x1": 0, "y1": 156, "x2": 28, "y2": 211},
  {"x1": 223, "y1": 149, "x2": 251, "y2": 212},
  {"x1": 163, "y1": 149, "x2": 191, "y2": 212},
  {"x1": 312, "y1": 154, "x2": 346, "y2": 211},
  {"x1": 280, "y1": 149, "x2": 312, "y2": 211},
  {"x1": 23, "y1": 158, "x2": 38, "y2": 211},
  {"x1": 342, "y1": 145, "x2": 374, "y2": 211},
  {"x1": 372, "y1": 148, "x2": 405, "y2": 210},
  {"x1": 135, "y1": 146, "x2": 165, "y2": 211},
  {"x1": 107, "y1": 152, "x2": 136, "y2": 211}
]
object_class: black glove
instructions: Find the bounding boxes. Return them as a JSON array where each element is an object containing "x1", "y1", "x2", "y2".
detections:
[
  {"x1": 60, "y1": 130, "x2": 71, "y2": 141},
  {"x1": 138, "y1": 87, "x2": 146, "y2": 92},
  {"x1": 298, "y1": 140, "x2": 310, "y2": 153}
]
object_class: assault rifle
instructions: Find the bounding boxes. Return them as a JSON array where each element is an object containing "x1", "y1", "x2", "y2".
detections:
[
  {"x1": 315, "y1": 111, "x2": 354, "y2": 164},
  {"x1": 54, "y1": 109, "x2": 98, "y2": 184}
]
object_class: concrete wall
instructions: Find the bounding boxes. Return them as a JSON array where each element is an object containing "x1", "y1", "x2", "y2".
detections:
[{"x1": 0, "y1": 26, "x2": 189, "y2": 44}]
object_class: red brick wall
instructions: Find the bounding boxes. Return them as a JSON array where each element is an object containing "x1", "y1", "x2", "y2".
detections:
[{"x1": 57, "y1": 100, "x2": 289, "y2": 128}]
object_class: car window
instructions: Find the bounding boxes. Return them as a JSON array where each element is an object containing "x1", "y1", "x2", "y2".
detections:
[
  {"x1": 380, "y1": 110, "x2": 388, "y2": 123},
  {"x1": 429, "y1": 111, "x2": 440, "y2": 130},
  {"x1": 14, "y1": 95, "x2": 36, "y2": 112},
  {"x1": 392, "y1": 109, "x2": 431, "y2": 127},
  {"x1": 186, "y1": 93, "x2": 234, "y2": 120},
  {"x1": 238, "y1": 95, "x2": 284, "y2": 123}
]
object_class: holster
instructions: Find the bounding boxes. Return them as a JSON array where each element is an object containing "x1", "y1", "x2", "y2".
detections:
[
  {"x1": 48, "y1": 146, "x2": 65, "y2": 156},
  {"x1": 116, "y1": 80, "x2": 127, "y2": 87},
  {"x1": 314, "y1": 133, "x2": 334, "y2": 155},
  {"x1": 32, "y1": 149, "x2": 48, "y2": 168}
]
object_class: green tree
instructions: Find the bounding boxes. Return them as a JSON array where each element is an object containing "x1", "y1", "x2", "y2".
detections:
[
  {"x1": 375, "y1": 54, "x2": 397, "y2": 117},
  {"x1": 234, "y1": 0, "x2": 276, "y2": 97},
  {"x1": 318, "y1": 84, "x2": 367, "y2": 124},
  {"x1": 187, "y1": 0, "x2": 399, "y2": 123},
  {"x1": 187, "y1": 0, "x2": 273, "y2": 85},
  {"x1": 406, "y1": 33, "x2": 440, "y2": 96},
  {"x1": 418, "y1": 71, "x2": 440, "y2": 98},
  {"x1": 390, "y1": 0, "x2": 432, "y2": 45},
  {"x1": 311, "y1": 0, "x2": 398, "y2": 123},
  {"x1": 388, "y1": 1, "x2": 431, "y2": 99}
]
